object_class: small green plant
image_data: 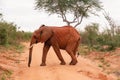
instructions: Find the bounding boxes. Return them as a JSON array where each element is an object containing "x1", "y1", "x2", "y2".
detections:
[
  {"x1": 15, "y1": 60, "x2": 20, "y2": 64},
  {"x1": 98, "y1": 64, "x2": 103, "y2": 68},
  {"x1": 106, "y1": 64, "x2": 110, "y2": 67},
  {"x1": 6, "y1": 70, "x2": 13, "y2": 78},
  {"x1": 1, "y1": 75, "x2": 6, "y2": 80},
  {"x1": 0, "y1": 70, "x2": 13, "y2": 80},
  {"x1": 78, "y1": 45, "x2": 90, "y2": 55}
]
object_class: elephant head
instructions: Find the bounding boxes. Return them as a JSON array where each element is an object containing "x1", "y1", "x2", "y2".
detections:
[{"x1": 28, "y1": 25, "x2": 53, "y2": 67}]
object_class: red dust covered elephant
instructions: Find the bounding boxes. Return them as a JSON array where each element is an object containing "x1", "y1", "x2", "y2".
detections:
[{"x1": 28, "y1": 25, "x2": 80, "y2": 67}]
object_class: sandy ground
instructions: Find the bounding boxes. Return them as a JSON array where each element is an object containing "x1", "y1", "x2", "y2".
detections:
[{"x1": 12, "y1": 43, "x2": 117, "y2": 80}]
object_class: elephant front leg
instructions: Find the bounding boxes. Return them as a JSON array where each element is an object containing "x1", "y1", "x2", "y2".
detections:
[{"x1": 40, "y1": 43, "x2": 50, "y2": 66}]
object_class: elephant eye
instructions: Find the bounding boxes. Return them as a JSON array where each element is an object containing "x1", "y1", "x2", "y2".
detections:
[{"x1": 34, "y1": 35, "x2": 37, "y2": 39}]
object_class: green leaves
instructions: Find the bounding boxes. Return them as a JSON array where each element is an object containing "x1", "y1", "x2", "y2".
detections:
[
  {"x1": 35, "y1": 0, "x2": 102, "y2": 27},
  {"x1": 0, "y1": 21, "x2": 17, "y2": 45},
  {"x1": 0, "y1": 26, "x2": 7, "y2": 45},
  {"x1": 81, "y1": 22, "x2": 120, "y2": 51}
]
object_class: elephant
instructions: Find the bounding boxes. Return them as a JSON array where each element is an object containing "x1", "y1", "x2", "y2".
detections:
[{"x1": 28, "y1": 25, "x2": 80, "y2": 67}]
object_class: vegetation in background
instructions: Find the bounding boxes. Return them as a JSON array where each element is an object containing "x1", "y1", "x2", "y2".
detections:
[
  {"x1": 0, "y1": 20, "x2": 32, "y2": 51},
  {"x1": 81, "y1": 23, "x2": 99, "y2": 48},
  {"x1": 80, "y1": 13, "x2": 120, "y2": 52},
  {"x1": 35, "y1": 0, "x2": 119, "y2": 52},
  {"x1": 1, "y1": 13, "x2": 120, "y2": 53}
]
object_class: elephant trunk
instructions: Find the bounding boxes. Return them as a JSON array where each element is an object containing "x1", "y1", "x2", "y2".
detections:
[{"x1": 28, "y1": 44, "x2": 33, "y2": 67}]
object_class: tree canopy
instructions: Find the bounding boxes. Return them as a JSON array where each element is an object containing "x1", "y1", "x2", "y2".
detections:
[{"x1": 35, "y1": 0, "x2": 102, "y2": 27}]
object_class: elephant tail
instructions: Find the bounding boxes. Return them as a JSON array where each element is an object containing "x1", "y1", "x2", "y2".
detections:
[
  {"x1": 76, "y1": 52, "x2": 80, "y2": 58},
  {"x1": 76, "y1": 37, "x2": 81, "y2": 58}
]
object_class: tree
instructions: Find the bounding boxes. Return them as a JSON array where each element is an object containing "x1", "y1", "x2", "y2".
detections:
[
  {"x1": 103, "y1": 11, "x2": 120, "y2": 48},
  {"x1": 35, "y1": 0, "x2": 102, "y2": 28}
]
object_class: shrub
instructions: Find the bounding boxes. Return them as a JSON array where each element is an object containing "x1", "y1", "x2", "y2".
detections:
[
  {"x1": 81, "y1": 23, "x2": 99, "y2": 47},
  {"x1": 0, "y1": 21, "x2": 17, "y2": 45},
  {"x1": 0, "y1": 26, "x2": 7, "y2": 45},
  {"x1": 80, "y1": 22, "x2": 120, "y2": 51},
  {"x1": 16, "y1": 31, "x2": 32, "y2": 42},
  {"x1": 0, "y1": 21, "x2": 32, "y2": 47}
]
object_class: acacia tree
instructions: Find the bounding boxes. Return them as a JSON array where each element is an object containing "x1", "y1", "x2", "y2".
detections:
[{"x1": 35, "y1": 0, "x2": 102, "y2": 28}]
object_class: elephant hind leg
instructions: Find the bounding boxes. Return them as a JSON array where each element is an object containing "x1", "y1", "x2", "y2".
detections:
[
  {"x1": 73, "y1": 40, "x2": 80, "y2": 56},
  {"x1": 52, "y1": 45, "x2": 66, "y2": 65},
  {"x1": 67, "y1": 50, "x2": 77, "y2": 65},
  {"x1": 66, "y1": 43, "x2": 78, "y2": 65}
]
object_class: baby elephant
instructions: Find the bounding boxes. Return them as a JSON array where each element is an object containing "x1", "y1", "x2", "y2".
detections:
[{"x1": 28, "y1": 25, "x2": 80, "y2": 67}]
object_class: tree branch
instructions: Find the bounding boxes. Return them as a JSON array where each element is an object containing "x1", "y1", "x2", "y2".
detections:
[
  {"x1": 74, "y1": 15, "x2": 84, "y2": 28},
  {"x1": 74, "y1": 5, "x2": 91, "y2": 28}
]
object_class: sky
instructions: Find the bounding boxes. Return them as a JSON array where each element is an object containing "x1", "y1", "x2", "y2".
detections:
[{"x1": 0, "y1": 0, "x2": 120, "y2": 32}]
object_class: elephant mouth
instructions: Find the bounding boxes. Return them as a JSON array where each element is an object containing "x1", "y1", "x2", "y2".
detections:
[
  {"x1": 36, "y1": 40, "x2": 38, "y2": 43},
  {"x1": 29, "y1": 40, "x2": 38, "y2": 49}
]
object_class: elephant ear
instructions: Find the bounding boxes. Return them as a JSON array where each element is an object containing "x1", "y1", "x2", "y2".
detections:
[
  {"x1": 39, "y1": 24, "x2": 45, "y2": 29},
  {"x1": 40, "y1": 27, "x2": 53, "y2": 43}
]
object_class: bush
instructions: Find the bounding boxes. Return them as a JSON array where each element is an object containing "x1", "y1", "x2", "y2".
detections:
[
  {"x1": 0, "y1": 21, "x2": 17, "y2": 45},
  {"x1": 0, "y1": 26, "x2": 7, "y2": 45},
  {"x1": 81, "y1": 23, "x2": 99, "y2": 47},
  {"x1": 80, "y1": 23, "x2": 120, "y2": 51},
  {"x1": 0, "y1": 21, "x2": 32, "y2": 47},
  {"x1": 16, "y1": 31, "x2": 32, "y2": 42}
]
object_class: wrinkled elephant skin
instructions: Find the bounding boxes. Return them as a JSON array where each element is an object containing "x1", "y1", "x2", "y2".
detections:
[{"x1": 28, "y1": 25, "x2": 80, "y2": 67}]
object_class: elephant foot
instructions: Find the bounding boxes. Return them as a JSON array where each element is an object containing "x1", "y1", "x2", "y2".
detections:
[
  {"x1": 40, "y1": 63, "x2": 46, "y2": 66},
  {"x1": 69, "y1": 60, "x2": 77, "y2": 65},
  {"x1": 28, "y1": 64, "x2": 30, "y2": 67},
  {"x1": 60, "y1": 62, "x2": 66, "y2": 65}
]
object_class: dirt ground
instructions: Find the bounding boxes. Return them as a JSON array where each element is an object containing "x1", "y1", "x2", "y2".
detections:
[{"x1": 0, "y1": 42, "x2": 120, "y2": 80}]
